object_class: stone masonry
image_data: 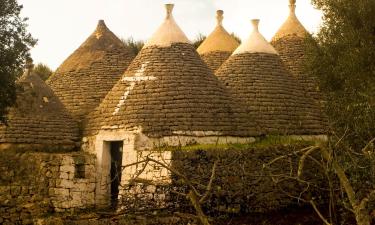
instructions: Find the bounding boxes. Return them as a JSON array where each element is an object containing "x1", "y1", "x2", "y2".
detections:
[{"x1": 0, "y1": 151, "x2": 96, "y2": 224}]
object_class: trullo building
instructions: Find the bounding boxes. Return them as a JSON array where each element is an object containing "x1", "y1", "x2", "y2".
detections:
[
  {"x1": 197, "y1": 10, "x2": 240, "y2": 72},
  {"x1": 271, "y1": 0, "x2": 321, "y2": 101},
  {"x1": 0, "y1": 62, "x2": 79, "y2": 151},
  {"x1": 47, "y1": 20, "x2": 135, "y2": 122},
  {"x1": 216, "y1": 19, "x2": 326, "y2": 136},
  {"x1": 84, "y1": 4, "x2": 257, "y2": 205}
]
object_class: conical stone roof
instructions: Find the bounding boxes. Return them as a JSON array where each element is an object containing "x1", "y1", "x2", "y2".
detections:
[
  {"x1": 272, "y1": 0, "x2": 308, "y2": 41},
  {"x1": 271, "y1": 0, "x2": 320, "y2": 101},
  {"x1": 47, "y1": 20, "x2": 135, "y2": 122},
  {"x1": 0, "y1": 63, "x2": 79, "y2": 151},
  {"x1": 216, "y1": 20, "x2": 326, "y2": 135},
  {"x1": 197, "y1": 10, "x2": 240, "y2": 72},
  {"x1": 85, "y1": 4, "x2": 257, "y2": 138}
]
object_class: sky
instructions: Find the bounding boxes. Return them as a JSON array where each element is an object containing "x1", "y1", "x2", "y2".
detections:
[{"x1": 18, "y1": 0, "x2": 323, "y2": 70}]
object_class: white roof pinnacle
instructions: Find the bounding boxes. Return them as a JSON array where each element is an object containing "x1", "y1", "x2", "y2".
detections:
[
  {"x1": 233, "y1": 19, "x2": 278, "y2": 55},
  {"x1": 144, "y1": 4, "x2": 190, "y2": 48}
]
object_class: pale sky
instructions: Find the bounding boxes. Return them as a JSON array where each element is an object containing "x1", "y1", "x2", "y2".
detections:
[{"x1": 18, "y1": 0, "x2": 322, "y2": 70}]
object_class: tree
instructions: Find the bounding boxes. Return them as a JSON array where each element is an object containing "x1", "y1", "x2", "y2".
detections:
[
  {"x1": 264, "y1": 142, "x2": 375, "y2": 225},
  {"x1": 230, "y1": 32, "x2": 241, "y2": 44},
  {"x1": 121, "y1": 37, "x2": 144, "y2": 55},
  {"x1": 294, "y1": 2, "x2": 375, "y2": 223},
  {"x1": 192, "y1": 33, "x2": 206, "y2": 49},
  {"x1": 306, "y1": 0, "x2": 375, "y2": 148},
  {"x1": 33, "y1": 63, "x2": 53, "y2": 81},
  {"x1": 0, "y1": 0, "x2": 36, "y2": 123}
]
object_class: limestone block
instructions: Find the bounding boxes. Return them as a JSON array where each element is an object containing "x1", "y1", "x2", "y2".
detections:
[
  {"x1": 71, "y1": 183, "x2": 87, "y2": 192},
  {"x1": 62, "y1": 156, "x2": 74, "y2": 165},
  {"x1": 56, "y1": 179, "x2": 75, "y2": 189},
  {"x1": 146, "y1": 185, "x2": 156, "y2": 193},
  {"x1": 70, "y1": 192, "x2": 82, "y2": 207},
  {"x1": 81, "y1": 192, "x2": 95, "y2": 204},
  {"x1": 50, "y1": 188, "x2": 69, "y2": 197},
  {"x1": 155, "y1": 193, "x2": 166, "y2": 201},
  {"x1": 68, "y1": 172, "x2": 75, "y2": 180},
  {"x1": 87, "y1": 183, "x2": 96, "y2": 192},
  {"x1": 59, "y1": 172, "x2": 69, "y2": 180},
  {"x1": 59, "y1": 201, "x2": 71, "y2": 209},
  {"x1": 60, "y1": 165, "x2": 75, "y2": 173},
  {"x1": 48, "y1": 179, "x2": 56, "y2": 188}
]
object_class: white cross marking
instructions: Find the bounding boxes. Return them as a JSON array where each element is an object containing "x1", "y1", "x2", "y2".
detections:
[{"x1": 112, "y1": 62, "x2": 156, "y2": 115}]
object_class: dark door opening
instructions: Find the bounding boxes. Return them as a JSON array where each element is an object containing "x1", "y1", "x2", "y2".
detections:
[{"x1": 110, "y1": 141, "x2": 123, "y2": 208}]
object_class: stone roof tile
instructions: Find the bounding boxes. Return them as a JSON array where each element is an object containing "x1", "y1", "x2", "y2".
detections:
[
  {"x1": 47, "y1": 20, "x2": 135, "y2": 121},
  {"x1": 271, "y1": 0, "x2": 321, "y2": 101},
  {"x1": 216, "y1": 22, "x2": 327, "y2": 135},
  {"x1": 198, "y1": 10, "x2": 240, "y2": 72},
  {"x1": 85, "y1": 5, "x2": 258, "y2": 138},
  {"x1": 0, "y1": 65, "x2": 79, "y2": 151}
]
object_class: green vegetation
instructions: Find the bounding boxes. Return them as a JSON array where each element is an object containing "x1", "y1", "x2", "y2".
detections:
[
  {"x1": 155, "y1": 136, "x2": 315, "y2": 152},
  {"x1": 306, "y1": 0, "x2": 375, "y2": 149},
  {"x1": 0, "y1": 0, "x2": 36, "y2": 123},
  {"x1": 230, "y1": 32, "x2": 241, "y2": 44},
  {"x1": 33, "y1": 63, "x2": 53, "y2": 81},
  {"x1": 304, "y1": 1, "x2": 375, "y2": 224},
  {"x1": 192, "y1": 33, "x2": 206, "y2": 49},
  {"x1": 121, "y1": 37, "x2": 144, "y2": 55}
]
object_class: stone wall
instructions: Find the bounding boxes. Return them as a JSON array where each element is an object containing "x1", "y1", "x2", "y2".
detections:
[
  {"x1": 0, "y1": 150, "x2": 96, "y2": 224},
  {"x1": 119, "y1": 144, "x2": 327, "y2": 214}
]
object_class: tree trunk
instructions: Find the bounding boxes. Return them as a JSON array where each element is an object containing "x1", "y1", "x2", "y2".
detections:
[{"x1": 320, "y1": 148, "x2": 371, "y2": 225}]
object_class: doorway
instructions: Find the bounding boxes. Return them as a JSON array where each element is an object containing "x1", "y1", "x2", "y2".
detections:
[{"x1": 109, "y1": 141, "x2": 123, "y2": 208}]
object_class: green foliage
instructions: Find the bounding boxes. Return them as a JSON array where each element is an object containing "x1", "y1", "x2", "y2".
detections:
[
  {"x1": 306, "y1": 0, "x2": 375, "y2": 148},
  {"x1": 192, "y1": 33, "x2": 206, "y2": 49},
  {"x1": 33, "y1": 63, "x2": 53, "y2": 81},
  {"x1": 0, "y1": 0, "x2": 36, "y2": 123},
  {"x1": 121, "y1": 37, "x2": 144, "y2": 55},
  {"x1": 155, "y1": 136, "x2": 315, "y2": 152},
  {"x1": 230, "y1": 32, "x2": 242, "y2": 44}
]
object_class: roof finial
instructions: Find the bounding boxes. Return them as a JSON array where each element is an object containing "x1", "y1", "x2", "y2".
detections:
[
  {"x1": 165, "y1": 4, "x2": 174, "y2": 19},
  {"x1": 251, "y1": 19, "x2": 260, "y2": 32},
  {"x1": 216, "y1": 10, "x2": 224, "y2": 26},
  {"x1": 95, "y1": 20, "x2": 108, "y2": 37},
  {"x1": 289, "y1": 0, "x2": 296, "y2": 14}
]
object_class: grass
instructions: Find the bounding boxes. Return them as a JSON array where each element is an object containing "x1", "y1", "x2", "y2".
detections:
[{"x1": 154, "y1": 136, "x2": 316, "y2": 152}]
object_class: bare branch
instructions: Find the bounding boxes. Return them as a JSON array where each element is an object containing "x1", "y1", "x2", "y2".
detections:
[
  {"x1": 264, "y1": 146, "x2": 315, "y2": 168},
  {"x1": 298, "y1": 147, "x2": 319, "y2": 178},
  {"x1": 310, "y1": 199, "x2": 332, "y2": 225},
  {"x1": 200, "y1": 160, "x2": 218, "y2": 204}
]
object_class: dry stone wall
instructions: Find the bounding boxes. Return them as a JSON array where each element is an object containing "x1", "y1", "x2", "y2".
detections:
[
  {"x1": 0, "y1": 151, "x2": 96, "y2": 224},
  {"x1": 119, "y1": 144, "x2": 327, "y2": 214}
]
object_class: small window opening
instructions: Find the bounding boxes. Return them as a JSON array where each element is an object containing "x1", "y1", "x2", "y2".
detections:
[{"x1": 75, "y1": 164, "x2": 85, "y2": 179}]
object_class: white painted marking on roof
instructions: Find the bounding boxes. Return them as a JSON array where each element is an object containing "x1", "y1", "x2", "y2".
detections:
[{"x1": 112, "y1": 62, "x2": 157, "y2": 115}]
